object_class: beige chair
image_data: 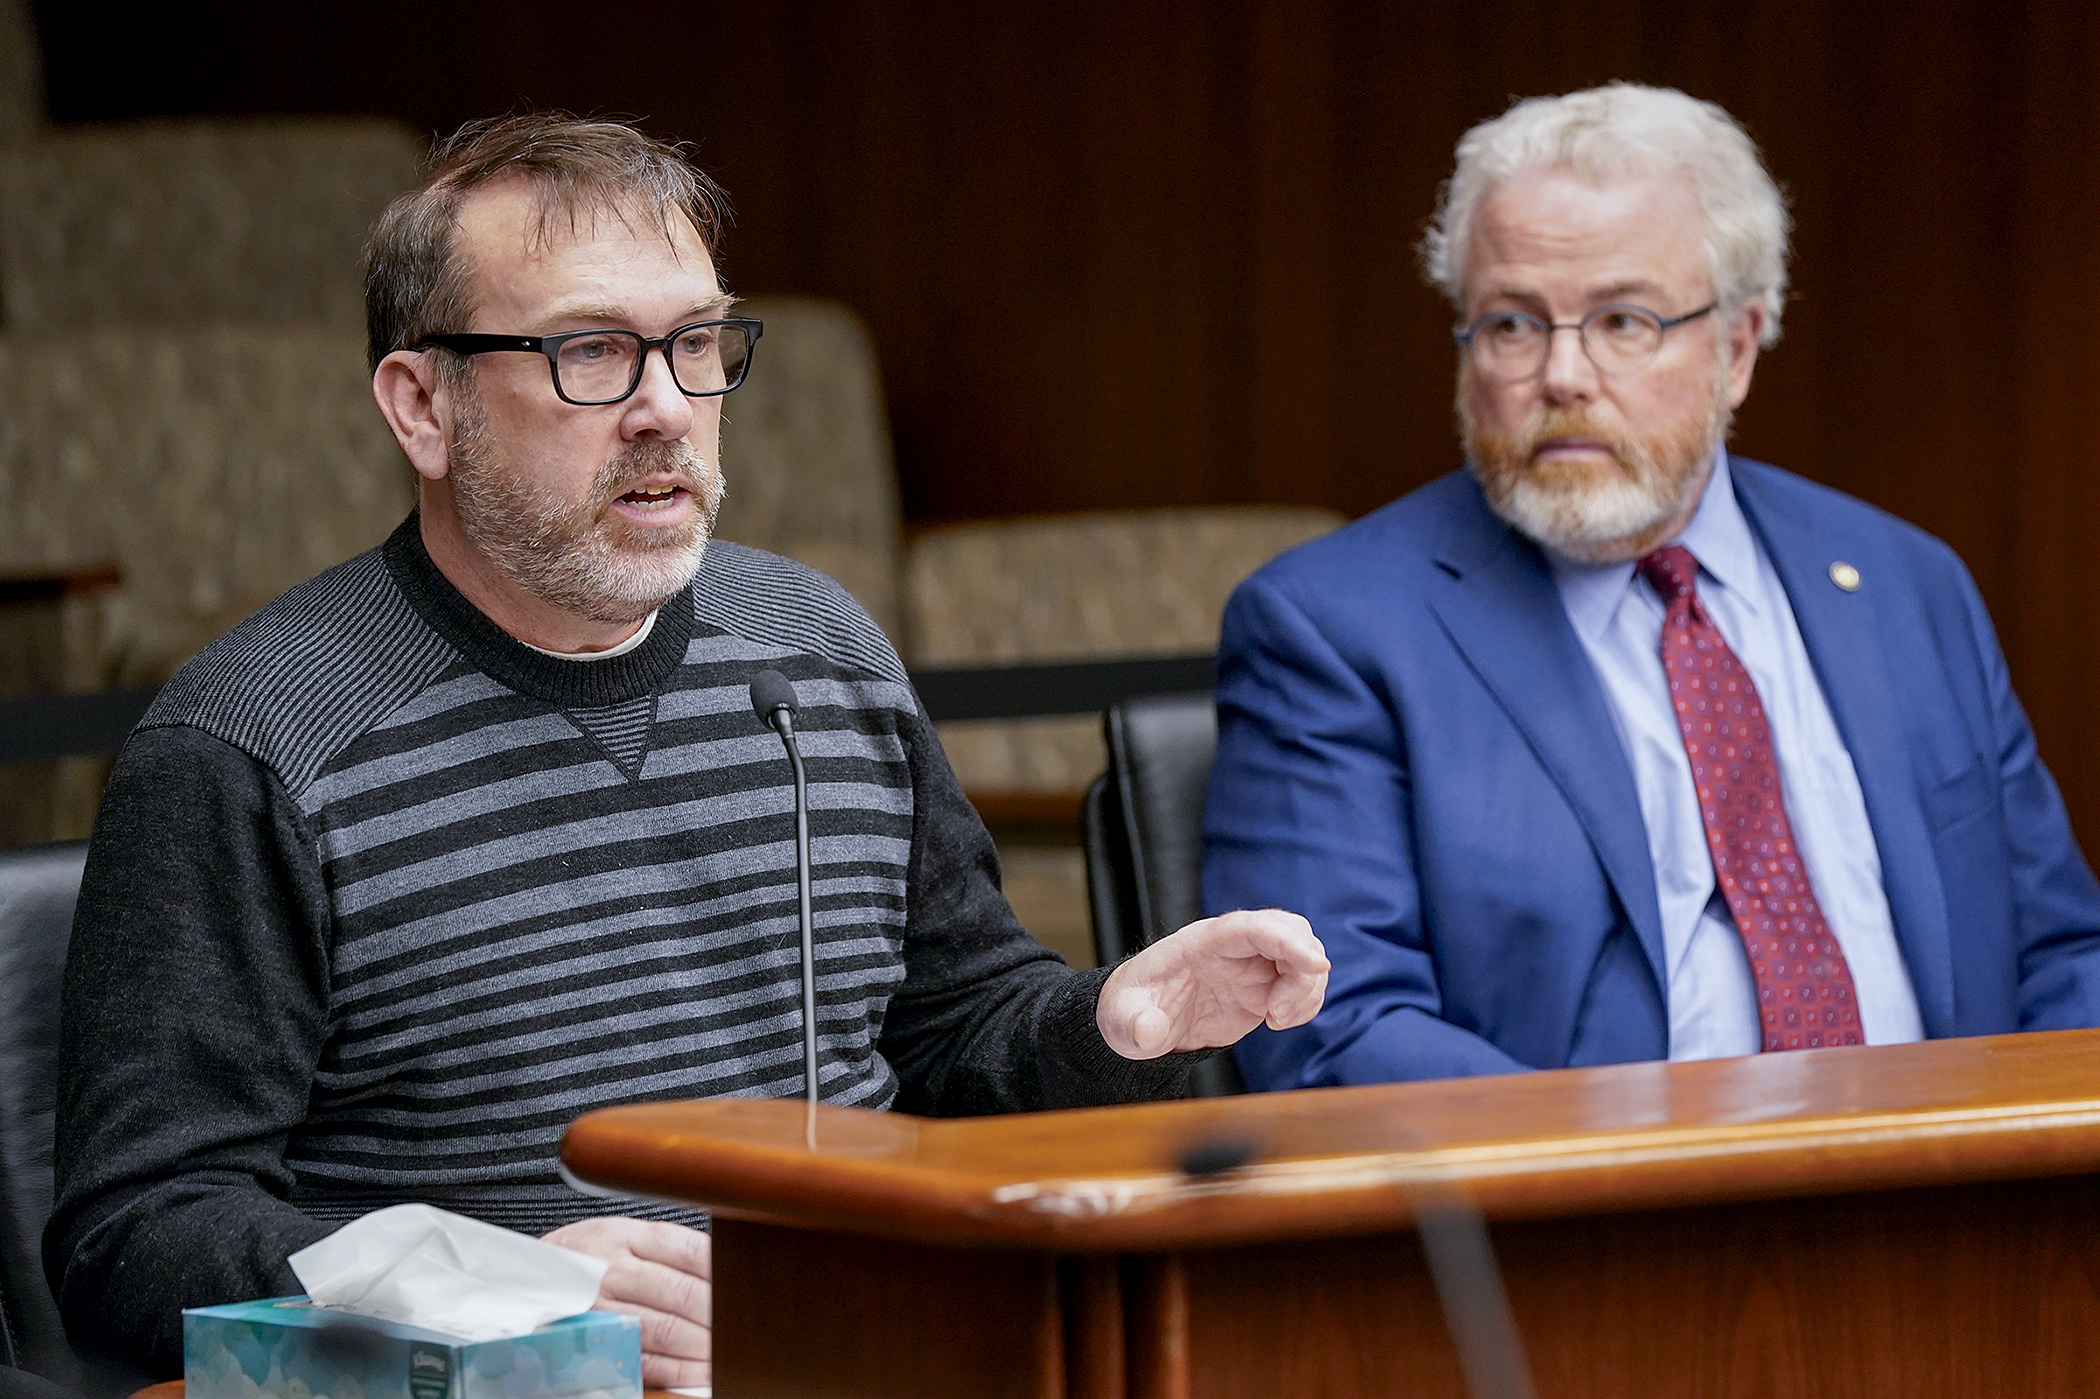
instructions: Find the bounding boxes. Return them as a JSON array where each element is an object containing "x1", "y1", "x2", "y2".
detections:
[
  {"x1": 0, "y1": 324, "x2": 411, "y2": 843},
  {"x1": 717, "y1": 296, "x2": 1341, "y2": 725},
  {"x1": 712, "y1": 296, "x2": 1342, "y2": 964},
  {"x1": 904, "y1": 506, "x2": 1342, "y2": 796},
  {"x1": 903, "y1": 507, "x2": 1340, "y2": 966},
  {"x1": 713, "y1": 296, "x2": 905, "y2": 641},
  {"x1": 0, "y1": 103, "x2": 425, "y2": 686},
  {"x1": 0, "y1": 118, "x2": 423, "y2": 330},
  {"x1": 0, "y1": 16, "x2": 424, "y2": 840},
  {"x1": 0, "y1": 326, "x2": 411, "y2": 687},
  {"x1": 0, "y1": 21, "x2": 424, "y2": 681}
]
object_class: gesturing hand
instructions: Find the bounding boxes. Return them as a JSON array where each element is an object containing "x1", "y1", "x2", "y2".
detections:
[
  {"x1": 541, "y1": 1216, "x2": 711, "y2": 1389},
  {"x1": 1096, "y1": 908, "x2": 1329, "y2": 1060}
]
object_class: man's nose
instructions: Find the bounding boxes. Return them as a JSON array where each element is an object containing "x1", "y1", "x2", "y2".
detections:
[
  {"x1": 1540, "y1": 324, "x2": 1599, "y2": 404},
  {"x1": 621, "y1": 345, "x2": 696, "y2": 440}
]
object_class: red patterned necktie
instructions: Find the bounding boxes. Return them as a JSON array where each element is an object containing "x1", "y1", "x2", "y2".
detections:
[{"x1": 1637, "y1": 545, "x2": 1863, "y2": 1051}]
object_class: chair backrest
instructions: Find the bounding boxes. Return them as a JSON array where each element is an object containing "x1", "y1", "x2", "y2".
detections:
[
  {"x1": 0, "y1": 842, "x2": 83, "y2": 1382},
  {"x1": 1081, "y1": 774, "x2": 1140, "y2": 967},
  {"x1": 905, "y1": 506, "x2": 1342, "y2": 801},
  {"x1": 0, "y1": 325, "x2": 411, "y2": 689},
  {"x1": 713, "y1": 295, "x2": 904, "y2": 642},
  {"x1": 1082, "y1": 693, "x2": 1243, "y2": 1096},
  {"x1": 0, "y1": 118, "x2": 423, "y2": 330}
]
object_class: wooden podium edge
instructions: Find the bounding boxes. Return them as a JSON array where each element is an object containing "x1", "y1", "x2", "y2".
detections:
[{"x1": 562, "y1": 1032, "x2": 2100, "y2": 1253}]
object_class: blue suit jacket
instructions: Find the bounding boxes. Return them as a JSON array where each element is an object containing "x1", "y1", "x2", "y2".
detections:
[{"x1": 1204, "y1": 457, "x2": 2100, "y2": 1087}]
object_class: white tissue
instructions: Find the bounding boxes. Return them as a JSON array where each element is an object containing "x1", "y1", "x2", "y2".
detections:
[{"x1": 288, "y1": 1203, "x2": 609, "y2": 1342}]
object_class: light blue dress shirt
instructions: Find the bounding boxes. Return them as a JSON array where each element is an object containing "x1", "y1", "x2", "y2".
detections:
[{"x1": 1547, "y1": 451, "x2": 1925, "y2": 1060}]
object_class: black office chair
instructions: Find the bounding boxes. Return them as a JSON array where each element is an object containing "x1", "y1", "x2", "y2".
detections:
[
  {"x1": 1082, "y1": 693, "x2": 1244, "y2": 1097},
  {"x1": 0, "y1": 1365, "x2": 80, "y2": 1399},
  {"x1": 0, "y1": 843, "x2": 85, "y2": 1388}
]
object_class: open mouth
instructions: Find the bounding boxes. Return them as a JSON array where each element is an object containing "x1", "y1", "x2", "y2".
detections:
[{"x1": 617, "y1": 484, "x2": 686, "y2": 511}]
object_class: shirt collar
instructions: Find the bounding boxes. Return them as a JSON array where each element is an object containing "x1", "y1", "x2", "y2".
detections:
[
  {"x1": 1675, "y1": 448, "x2": 1759, "y2": 608},
  {"x1": 522, "y1": 608, "x2": 661, "y2": 661},
  {"x1": 1548, "y1": 445, "x2": 1755, "y2": 644},
  {"x1": 382, "y1": 513, "x2": 696, "y2": 708}
]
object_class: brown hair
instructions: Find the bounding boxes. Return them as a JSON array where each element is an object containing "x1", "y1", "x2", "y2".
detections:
[{"x1": 363, "y1": 112, "x2": 731, "y2": 373}]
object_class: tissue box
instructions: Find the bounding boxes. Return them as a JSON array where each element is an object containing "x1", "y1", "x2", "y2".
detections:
[{"x1": 184, "y1": 1297, "x2": 642, "y2": 1399}]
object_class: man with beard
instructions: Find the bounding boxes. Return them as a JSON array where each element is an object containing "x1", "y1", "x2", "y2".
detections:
[
  {"x1": 1204, "y1": 83, "x2": 2100, "y2": 1089},
  {"x1": 47, "y1": 115, "x2": 1329, "y2": 1384}
]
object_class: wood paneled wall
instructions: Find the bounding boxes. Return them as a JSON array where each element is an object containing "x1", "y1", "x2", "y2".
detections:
[{"x1": 31, "y1": 0, "x2": 2100, "y2": 854}]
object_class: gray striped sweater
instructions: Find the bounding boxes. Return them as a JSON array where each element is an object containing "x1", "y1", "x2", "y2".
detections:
[{"x1": 50, "y1": 518, "x2": 1193, "y2": 1375}]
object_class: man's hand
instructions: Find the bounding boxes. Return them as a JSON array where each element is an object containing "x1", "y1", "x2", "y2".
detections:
[
  {"x1": 1096, "y1": 908, "x2": 1329, "y2": 1059},
  {"x1": 541, "y1": 1216, "x2": 711, "y2": 1389}
]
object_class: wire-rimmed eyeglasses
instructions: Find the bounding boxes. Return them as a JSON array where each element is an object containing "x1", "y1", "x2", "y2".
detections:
[
  {"x1": 1453, "y1": 303, "x2": 1715, "y2": 381},
  {"x1": 414, "y1": 318, "x2": 763, "y2": 405}
]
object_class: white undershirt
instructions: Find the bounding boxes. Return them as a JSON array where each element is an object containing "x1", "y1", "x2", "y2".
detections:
[{"x1": 520, "y1": 609, "x2": 659, "y2": 662}]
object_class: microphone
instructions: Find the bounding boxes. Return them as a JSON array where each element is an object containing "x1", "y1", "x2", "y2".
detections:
[
  {"x1": 1411, "y1": 1186, "x2": 1537, "y2": 1399},
  {"x1": 749, "y1": 669, "x2": 819, "y2": 1108}
]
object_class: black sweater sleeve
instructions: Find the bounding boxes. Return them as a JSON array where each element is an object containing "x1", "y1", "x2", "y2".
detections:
[
  {"x1": 879, "y1": 705, "x2": 1210, "y2": 1115},
  {"x1": 45, "y1": 725, "x2": 337, "y2": 1378}
]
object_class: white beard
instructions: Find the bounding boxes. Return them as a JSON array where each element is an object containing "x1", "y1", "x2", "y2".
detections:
[{"x1": 1485, "y1": 448, "x2": 1710, "y2": 563}]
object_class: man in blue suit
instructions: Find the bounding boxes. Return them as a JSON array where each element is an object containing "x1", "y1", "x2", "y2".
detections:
[{"x1": 1205, "y1": 83, "x2": 2100, "y2": 1088}]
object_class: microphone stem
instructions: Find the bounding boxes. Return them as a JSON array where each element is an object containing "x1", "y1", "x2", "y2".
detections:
[{"x1": 777, "y1": 718, "x2": 819, "y2": 1107}]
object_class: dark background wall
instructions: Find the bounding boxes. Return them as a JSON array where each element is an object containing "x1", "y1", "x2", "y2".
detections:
[{"x1": 31, "y1": 0, "x2": 2100, "y2": 854}]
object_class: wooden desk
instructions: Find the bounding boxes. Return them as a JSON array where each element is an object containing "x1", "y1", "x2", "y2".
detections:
[{"x1": 562, "y1": 1028, "x2": 2100, "y2": 1398}]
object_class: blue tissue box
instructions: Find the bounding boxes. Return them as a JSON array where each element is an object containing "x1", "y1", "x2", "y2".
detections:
[{"x1": 183, "y1": 1296, "x2": 642, "y2": 1399}]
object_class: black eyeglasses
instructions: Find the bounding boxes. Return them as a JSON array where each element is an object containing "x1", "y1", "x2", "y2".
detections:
[
  {"x1": 1454, "y1": 303, "x2": 1715, "y2": 381},
  {"x1": 414, "y1": 318, "x2": 762, "y2": 405}
]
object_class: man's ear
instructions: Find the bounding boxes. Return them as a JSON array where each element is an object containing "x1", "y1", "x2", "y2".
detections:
[
  {"x1": 373, "y1": 350, "x2": 456, "y2": 482},
  {"x1": 1724, "y1": 302, "x2": 1766, "y2": 410}
]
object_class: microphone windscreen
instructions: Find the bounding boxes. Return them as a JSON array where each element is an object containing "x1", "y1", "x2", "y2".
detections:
[
  {"x1": 1177, "y1": 1136, "x2": 1259, "y2": 1177},
  {"x1": 749, "y1": 668, "x2": 800, "y2": 721}
]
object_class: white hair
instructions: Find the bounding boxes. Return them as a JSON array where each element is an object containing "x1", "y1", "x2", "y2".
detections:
[{"x1": 1420, "y1": 83, "x2": 1791, "y2": 347}]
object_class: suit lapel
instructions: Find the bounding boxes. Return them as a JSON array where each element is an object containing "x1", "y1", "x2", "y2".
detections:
[
  {"x1": 1426, "y1": 505, "x2": 1668, "y2": 992},
  {"x1": 1730, "y1": 460, "x2": 1956, "y2": 1031}
]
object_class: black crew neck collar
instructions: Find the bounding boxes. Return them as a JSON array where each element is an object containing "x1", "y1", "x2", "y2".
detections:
[{"x1": 382, "y1": 514, "x2": 694, "y2": 708}]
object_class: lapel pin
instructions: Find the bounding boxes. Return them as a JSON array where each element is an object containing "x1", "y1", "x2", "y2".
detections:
[{"x1": 1829, "y1": 561, "x2": 1861, "y2": 592}]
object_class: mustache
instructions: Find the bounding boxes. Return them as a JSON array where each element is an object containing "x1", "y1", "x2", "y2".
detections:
[
  {"x1": 591, "y1": 440, "x2": 714, "y2": 500},
  {"x1": 1505, "y1": 407, "x2": 1635, "y2": 465}
]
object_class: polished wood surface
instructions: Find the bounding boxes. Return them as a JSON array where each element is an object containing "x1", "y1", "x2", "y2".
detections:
[
  {"x1": 0, "y1": 566, "x2": 121, "y2": 605},
  {"x1": 1169, "y1": 1177, "x2": 2100, "y2": 1398},
  {"x1": 965, "y1": 790, "x2": 1086, "y2": 831},
  {"x1": 714, "y1": 1223, "x2": 1066, "y2": 1399},
  {"x1": 567, "y1": 1031, "x2": 2100, "y2": 1398},
  {"x1": 563, "y1": 1026, "x2": 2100, "y2": 1250}
]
